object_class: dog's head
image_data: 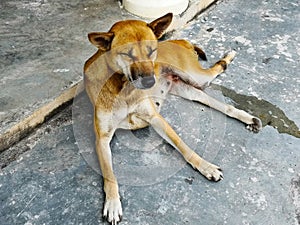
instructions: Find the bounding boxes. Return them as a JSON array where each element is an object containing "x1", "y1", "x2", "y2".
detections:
[{"x1": 88, "y1": 13, "x2": 173, "y2": 89}]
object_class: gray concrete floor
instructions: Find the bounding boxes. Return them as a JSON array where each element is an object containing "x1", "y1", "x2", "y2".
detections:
[
  {"x1": 1, "y1": 0, "x2": 300, "y2": 224},
  {"x1": 0, "y1": 0, "x2": 136, "y2": 134}
]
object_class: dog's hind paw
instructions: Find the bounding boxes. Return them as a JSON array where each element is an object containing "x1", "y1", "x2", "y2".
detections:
[
  {"x1": 246, "y1": 117, "x2": 262, "y2": 133},
  {"x1": 223, "y1": 50, "x2": 237, "y2": 63},
  {"x1": 198, "y1": 162, "x2": 223, "y2": 182},
  {"x1": 103, "y1": 198, "x2": 122, "y2": 225}
]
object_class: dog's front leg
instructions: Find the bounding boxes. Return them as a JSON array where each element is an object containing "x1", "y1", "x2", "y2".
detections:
[
  {"x1": 148, "y1": 113, "x2": 223, "y2": 181},
  {"x1": 96, "y1": 135, "x2": 122, "y2": 224},
  {"x1": 94, "y1": 115, "x2": 122, "y2": 224}
]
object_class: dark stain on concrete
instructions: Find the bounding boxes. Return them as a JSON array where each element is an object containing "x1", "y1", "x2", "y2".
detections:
[
  {"x1": 184, "y1": 176, "x2": 195, "y2": 185},
  {"x1": 211, "y1": 84, "x2": 300, "y2": 138}
]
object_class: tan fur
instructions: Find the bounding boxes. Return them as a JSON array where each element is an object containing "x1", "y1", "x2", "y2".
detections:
[{"x1": 84, "y1": 13, "x2": 262, "y2": 224}]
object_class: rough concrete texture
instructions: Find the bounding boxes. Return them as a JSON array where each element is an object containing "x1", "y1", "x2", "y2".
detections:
[
  {"x1": 1, "y1": 0, "x2": 300, "y2": 225},
  {"x1": 0, "y1": 0, "x2": 132, "y2": 134}
]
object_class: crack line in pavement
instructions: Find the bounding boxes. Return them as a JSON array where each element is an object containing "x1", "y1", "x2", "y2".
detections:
[{"x1": 16, "y1": 194, "x2": 37, "y2": 218}]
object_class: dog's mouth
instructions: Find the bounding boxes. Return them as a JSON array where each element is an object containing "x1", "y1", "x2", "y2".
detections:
[
  {"x1": 118, "y1": 59, "x2": 157, "y2": 89},
  {"x1": 130, "y1": 75, "x2": 156, "y2": 89}
]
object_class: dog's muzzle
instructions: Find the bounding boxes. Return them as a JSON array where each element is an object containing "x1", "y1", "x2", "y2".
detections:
[
  {"x1": 129, "y1": 62, "x2": 156, "y2": 89},
  {"x1": 131, "y1": 75, "x2": 156, "y2": 89}
]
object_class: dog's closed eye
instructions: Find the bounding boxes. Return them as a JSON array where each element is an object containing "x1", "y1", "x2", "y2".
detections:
[
  {"x1": 119, "y1": 49, "x2": 137, "y2": 61},
  {"x1": 147, "y1": 46, "x2": 157, "y2": 58}
]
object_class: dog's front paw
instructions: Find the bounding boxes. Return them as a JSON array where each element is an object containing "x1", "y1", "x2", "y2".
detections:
[
  {"x1": 198, "y1": 162, "x2": 223, "y2": 182},
  {"x1": 103, "y1": 198, "x2": 122, "y2": 225},
  {"x1": 246, "y1": 117, "x2": 262, "y2": 133}
]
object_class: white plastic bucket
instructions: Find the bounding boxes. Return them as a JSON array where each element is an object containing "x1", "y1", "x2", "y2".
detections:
[{"x1": 123, "y1": 0, "x2": 189, "y2": 18}]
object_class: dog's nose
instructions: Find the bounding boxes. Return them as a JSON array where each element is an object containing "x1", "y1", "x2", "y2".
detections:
[{"x1": 141, "y1": 76, "x2": 155, "y2": 88}]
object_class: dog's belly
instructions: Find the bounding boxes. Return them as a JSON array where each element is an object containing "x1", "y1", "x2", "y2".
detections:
[{"x1": 118, "y1": 114, "x2": 149, "y2": 130}]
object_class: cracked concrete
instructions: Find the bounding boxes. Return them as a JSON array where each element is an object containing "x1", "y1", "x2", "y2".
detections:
[{"x1": 0, "y1": 0, "x2": 299, "y2": 224}]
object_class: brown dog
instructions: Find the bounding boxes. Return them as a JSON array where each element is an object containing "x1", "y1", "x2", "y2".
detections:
[{"x1": 84, "y1": 13, "x2": 262, "y2": 224}]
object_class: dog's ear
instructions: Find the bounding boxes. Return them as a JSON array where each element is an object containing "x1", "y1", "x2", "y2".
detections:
[
  {"x1": 148, "y1": 13, "x2": 173, "y2": 39},
  {"x1": 88, "y1": 32, "x2": 114, "y2": 51}
]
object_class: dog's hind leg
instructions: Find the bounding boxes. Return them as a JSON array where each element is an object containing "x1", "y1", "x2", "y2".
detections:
[
  {"x1": 206, "y1": 50, "x2": 236, "y2": 77},
  {"x1": 166, "y1": 50, "x2": 237, "y2": 90},
  {"x1": 191, "y1": 50, "x2": 237, "y2": 88},
  {"x1": 158, "y1": 41, "x2": 236, "y2": 89},
  {"x1": 169, "y1": 81, "x2": 262, "y2": 132}
]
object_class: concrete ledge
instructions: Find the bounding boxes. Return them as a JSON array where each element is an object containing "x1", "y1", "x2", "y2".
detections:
[
  {"x1": 167, "y1": 0, "x2": 217, "y2": 32},
  {"x1": 0, "y1": 82, "x2": 84, "y2": 152}
]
